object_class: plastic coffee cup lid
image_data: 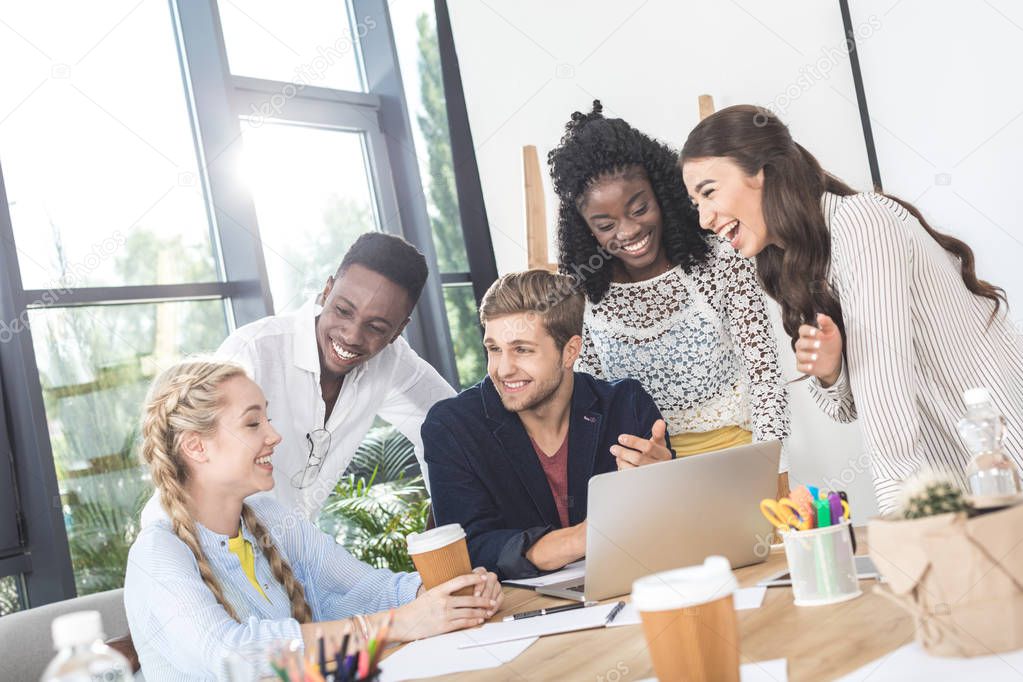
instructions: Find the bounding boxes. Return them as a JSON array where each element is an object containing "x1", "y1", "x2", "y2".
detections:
[
  {"x1": 631, "y1": 556, "x2": 738, "y2": 611},
  {"x1": 406, "y1": 523, "x2": 466, "y2": 554}
]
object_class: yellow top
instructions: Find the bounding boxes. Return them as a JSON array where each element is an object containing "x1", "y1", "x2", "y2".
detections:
[
  {"x1": 669, "y1": 425, "x2": 752, "y2": 458},
  {"x1": 227, "y1": 529, "x2": 269, "y2": 601}
]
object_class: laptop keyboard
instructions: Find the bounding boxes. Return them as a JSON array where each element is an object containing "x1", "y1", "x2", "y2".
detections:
[{"x1": 566, "y1": 584, "x2": 586, "y2": 592}]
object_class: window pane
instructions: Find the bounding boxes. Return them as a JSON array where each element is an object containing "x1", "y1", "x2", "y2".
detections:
[
  {"x1": 443, "y1": 284, "x2": 484, "y2": 389},
  {"x1": 29, "y1": 300, "x2": 229, "y2": 595},
  {"x1": 0, "y1": 575, "x2": 24, "y2": 616},
  {"x1": 218, "y1": 0, "x2": 364, "y2": 92},
  {"x1": 391, "y1": 0, "x2": 470, "y2": 272},
  {"x1": 0, "y1": 2, "x2": 218, "y2": 288},
  {"x1": 240, "y1": 122, "x2": 379, "y2": 313}
]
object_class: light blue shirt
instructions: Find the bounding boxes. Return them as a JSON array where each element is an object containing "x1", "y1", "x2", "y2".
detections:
[{"x1": 124, "y1": 494, "x2": 421, "y2": 681}]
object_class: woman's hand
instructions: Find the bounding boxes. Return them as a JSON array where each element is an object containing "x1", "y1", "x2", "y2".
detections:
[
  {"x1": 796, "y1": 313, "x2": 842, "y2": 386},
  {"x1": 472, "y1": 566, "x2": 504, "y2": 613},
  {"x1": 391, "y1": 572, "x2": 497, "y2": 642}
]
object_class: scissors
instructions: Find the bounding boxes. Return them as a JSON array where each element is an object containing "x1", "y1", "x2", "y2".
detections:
[
  {"x1": 827, "y1": 492, "x2": 851, "y2": 522},
  {"x1": 760, "y1": 498, "x2": 813, "y2": 531}
]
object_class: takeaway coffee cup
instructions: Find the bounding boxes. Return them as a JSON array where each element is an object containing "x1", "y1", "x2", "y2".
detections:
[
  {"x1": 406, "y1": 524, "x2": 474, "y2": 596},
  {"x1": 632, "y1": 556, "x2": 740, "y2": 682}
]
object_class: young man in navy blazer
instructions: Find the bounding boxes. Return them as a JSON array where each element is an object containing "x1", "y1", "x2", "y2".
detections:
[{"x1": 423, "y1": 270, "x2": 673, "y2": 579}]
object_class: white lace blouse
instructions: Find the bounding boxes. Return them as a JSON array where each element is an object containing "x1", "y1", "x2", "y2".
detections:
[{"x1": 576, "y1": 238, "x2": 791, "y2": 470}]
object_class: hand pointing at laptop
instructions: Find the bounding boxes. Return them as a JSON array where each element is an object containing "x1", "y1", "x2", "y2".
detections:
[{"x1": 611, "y1": 419, "x2": 672, "y2": 470}]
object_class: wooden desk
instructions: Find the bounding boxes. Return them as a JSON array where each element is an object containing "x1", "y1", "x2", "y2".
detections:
[{"x1": 409, "y1": 538, "x2": 915, "y2": 681}]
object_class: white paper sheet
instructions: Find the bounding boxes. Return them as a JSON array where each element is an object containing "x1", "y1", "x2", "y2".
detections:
[
  {"x1": 502, "y1": 560, "x2": 586, "y2": 588},
  {"x1": 607, "y1": 586, "x2": 768, "y2": 627},
  {"x1": 637, "y1": 658, "x2": 787, "y2": 682},
  {"x1": 835, "y1": 642, "x2": 1023, "y2": 681},
  {"x1": 378, "y1": 631, "x2": 537, "y2": 681},
  {"x1": 735, "y1": 585, "x2": 768, "y2": 610},
  {"x1": 457, "y1": 601, "x2": 622, "y2": 648}
]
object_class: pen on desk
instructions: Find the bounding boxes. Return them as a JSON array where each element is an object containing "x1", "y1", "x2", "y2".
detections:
[
  {"x1": 336, "y1": 633, "x2": 349, "y2": 682},
  {"x1": 504, "y1": 600, "x2": 598, "y2": 621},
  {"x1": 605, "y1": 601, "x2": 626, "y2": 625},
  {"x1": 317, "y1": 627, "x2": 327, "y2": 679}
]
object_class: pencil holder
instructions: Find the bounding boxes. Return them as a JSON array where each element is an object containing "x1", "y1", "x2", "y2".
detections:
[{"x1": 781, "y1": 520, "x2": 861, "y2": 606}]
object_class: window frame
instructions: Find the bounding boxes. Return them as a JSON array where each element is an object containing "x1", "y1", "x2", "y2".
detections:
[{"x1": 0, "y1": 0, "x2": 484, "y2": 607}]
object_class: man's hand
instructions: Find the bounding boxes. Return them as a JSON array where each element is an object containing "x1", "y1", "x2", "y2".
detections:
[
  {"x1": 612, "y1": 419, "x2": 671, "y2": 469},
  {"x1": 525, "y1": 521, "x2": 587, "y2": 571}
]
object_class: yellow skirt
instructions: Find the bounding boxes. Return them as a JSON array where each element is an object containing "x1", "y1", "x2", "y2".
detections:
[{"x1": 669, "y1": 425, "x2": 753, "y2": 458}]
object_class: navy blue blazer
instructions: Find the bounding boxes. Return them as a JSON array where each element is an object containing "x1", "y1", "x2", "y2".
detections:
[{"x1": 422, "y1": 372, "x2": 668, "y2": 579}]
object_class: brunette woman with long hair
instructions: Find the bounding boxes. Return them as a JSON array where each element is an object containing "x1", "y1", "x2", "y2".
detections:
[
  {"x1": 124, "y1": 360, "x2": 502, "y2": 680},
  {"x1": 680, "y1": 105, "x2": 1023, "y2": 514}
]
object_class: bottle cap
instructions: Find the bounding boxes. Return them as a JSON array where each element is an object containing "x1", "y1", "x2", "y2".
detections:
[
  {"x1": 51, "y1": 610, "x2": 105, "y2": 650},
  {"x1": 963, "y1": 387, "x2": 992, "y2": 406}
]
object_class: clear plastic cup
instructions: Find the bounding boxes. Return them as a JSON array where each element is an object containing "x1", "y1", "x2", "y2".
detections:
[{"x1": 781, "y1": 520, "x2": 861, "y2": 606}]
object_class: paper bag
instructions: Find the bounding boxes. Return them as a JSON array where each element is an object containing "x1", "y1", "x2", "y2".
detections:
[{"x1": 869, "y1": 503, "x2": 1023, "y2": 657}]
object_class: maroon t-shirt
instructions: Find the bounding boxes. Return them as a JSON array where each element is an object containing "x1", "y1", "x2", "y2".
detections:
[{"x1": 529, "y1": 435, "x2": 570, "y2": 528}]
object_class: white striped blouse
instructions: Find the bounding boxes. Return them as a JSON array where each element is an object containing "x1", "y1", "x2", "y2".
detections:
[
  {"x1": 810, "y1": 191, "x2": 1023, "y2": 514},
  {"x1": 124, "y1": 493, "x2": 421, "y2": 681}
]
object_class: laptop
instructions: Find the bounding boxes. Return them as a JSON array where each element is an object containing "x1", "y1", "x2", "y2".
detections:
[{"x1": 532, "y1": 439, "x2": 781, "y2": 601}]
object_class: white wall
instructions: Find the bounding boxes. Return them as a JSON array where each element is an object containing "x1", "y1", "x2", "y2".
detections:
[
  {"x1": 448, "y1": 0, "x2": 886, "y2": 519},
  {"x1": 849, "y1": 0, "x2": 1023, "y2": 319}
]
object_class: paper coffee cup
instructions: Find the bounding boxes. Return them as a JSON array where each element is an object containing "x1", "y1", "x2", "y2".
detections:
[
  {"x1": 632, "y1": 556, "x2": 741, "y2": 682},
  {"x1": 406, "y1": 524, "x2": 474, "y2": 596}
]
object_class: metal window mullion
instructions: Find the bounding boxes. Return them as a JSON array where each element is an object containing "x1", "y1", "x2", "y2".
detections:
[
  {"x1": 231, "y1": 75, "x2": 381, "y2": 109},
  {"x1": 172, "y1": 0, "x2": 274, "y2": 327},
  {"x1": 20, "y1": 282, "x2": 240, "y2": 308},
  {"x1": 434, "y1": 0, "x2": 498, "y2": 303},
  {"x1": 0, "y1": 555, "x2": 32, "y2": 579},
  {"x1": 0, "y1": 166, "x2": 77, "y2": 607},
  {"x1": 439, "y1": 272, "x2": 472, "y2": 285},
  {"x1": 354, "y1": 0, "x2": 458, "y2": 386},
  {"x1": 230, "y1": 89, "x2": 382, "y2": 132}
]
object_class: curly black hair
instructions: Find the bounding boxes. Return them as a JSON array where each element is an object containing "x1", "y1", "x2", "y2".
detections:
[{"x1": 548, "y1": 100, "x2": 709, "y2": 303}]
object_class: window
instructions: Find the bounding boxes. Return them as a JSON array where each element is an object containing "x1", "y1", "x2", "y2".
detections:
[
  {"x1": 0, "y1": 0, "x2": 492, "y2": 606},
  {"x1": 240, "y1": 122, "x2": 379, "y2": 313},
  {"x1": 0, "y1": 1, "x2": 217, "y2": 288},
  {"x1": 391, "y1": 0, "x2": 485, "y2": 388},
  {"x1": 31, "y1": 301, "x2": 228, "y2": 595},
  {"x1": 0, "y1": 575, "x2": 23, "y2": 616},
  {"x1": 217, "y1": 0, "x2": 365, "y2": 91},
  {"x1": 0, "y1": 1, "x2": 236, "y2": 602}
]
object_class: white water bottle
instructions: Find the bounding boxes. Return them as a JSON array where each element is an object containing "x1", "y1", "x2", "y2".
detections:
[
  {"x1": 957, "y1": 387, "x2": 1021, "y2": 497},
  {"x1": 40, "y1": 611, "x2": 132, "y2": 681}
]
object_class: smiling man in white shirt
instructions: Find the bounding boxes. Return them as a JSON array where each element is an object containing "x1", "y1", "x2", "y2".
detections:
[{"x1": 141, "y1": 233, "x2": 455, "y2": 524}]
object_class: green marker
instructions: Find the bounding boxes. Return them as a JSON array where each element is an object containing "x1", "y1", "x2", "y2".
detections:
[{"x1": 815, "y1": 498, "x2": 832, "y2": 527}]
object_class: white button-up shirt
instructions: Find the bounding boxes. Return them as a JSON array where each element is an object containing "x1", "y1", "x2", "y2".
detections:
[{"x1": 142, "y1": 300, "x2": 454, "y2": 524}]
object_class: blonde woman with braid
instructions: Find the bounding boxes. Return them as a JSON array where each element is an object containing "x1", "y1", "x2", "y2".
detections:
[{"x1": 124, "y1": 360, "x2": 502, "y2": 681}]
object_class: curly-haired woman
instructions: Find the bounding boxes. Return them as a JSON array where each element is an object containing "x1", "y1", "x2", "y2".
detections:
[
  {"x1": 549, "y1": 101, "x2": 791, "y2": 481},
  {"x1": 123, "y1": 360, "x2": 502, "y2": 680}
]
